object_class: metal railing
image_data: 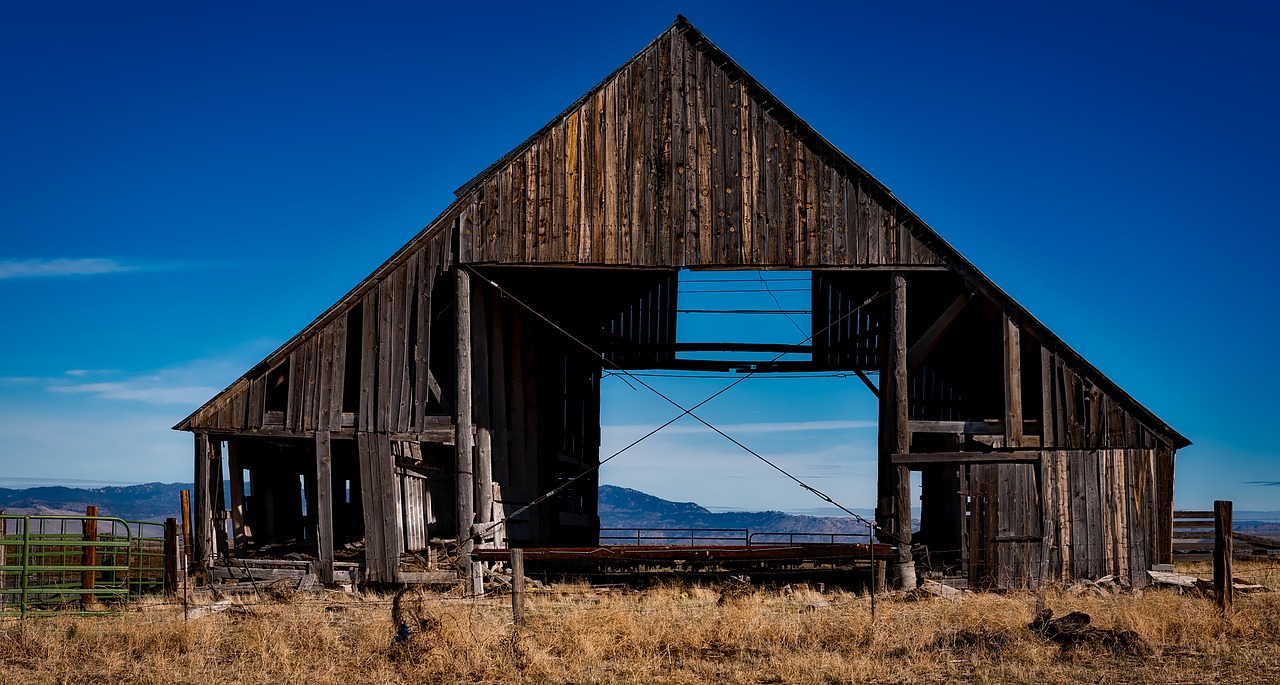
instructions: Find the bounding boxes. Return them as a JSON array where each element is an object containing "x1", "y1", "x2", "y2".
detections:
[
  {"x1": 599, "y1": 528, "x2": 749, "y2": 546},
  {"x1": 0, "y1": 514, "x2": 174, "y2": 618},
  {"x1": 747, "y1": 531, "x2": 870, "y2": 546},
  {"x1": 599, "y1": 528, "x2": 875, "y2": 547}
]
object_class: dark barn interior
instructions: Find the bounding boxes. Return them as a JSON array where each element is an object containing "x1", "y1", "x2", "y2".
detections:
[{"x1": 175, "y1": 17, "x2": 1188, "y2": 590}]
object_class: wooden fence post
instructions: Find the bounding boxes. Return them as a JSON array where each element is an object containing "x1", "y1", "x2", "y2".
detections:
[
  {"x1": 1214, "y1": 500, "x2": 1233, "y2": 617},
  {"x1": 510, "y1": 548, "x2": 525, "y2": 626},
  {"x1": 81, "y1": 505, "x2": 97, "y2": 610},
  {"x1": 164, "y1": 518, "x2": 179, "y2": 596},
  {"x1": 180, "y1": 489, "x2": 192, "y2": 565}
]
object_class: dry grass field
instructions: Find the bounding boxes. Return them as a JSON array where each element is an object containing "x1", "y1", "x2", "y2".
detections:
[{"x1": 2, "y1": 559, "x2": 1279, "y2": 684}]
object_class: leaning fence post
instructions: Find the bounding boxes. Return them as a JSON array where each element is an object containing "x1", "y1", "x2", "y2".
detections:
[
  {"x1": 510, "y1": 548, "x2": 525, "y2": 626},
  {"x1": 1214, "y1": 500, "x2": 1233, "y2": 617},
  {"x1": 180, "y1": 490, "x2": 193, "y2": 566},
  {"x1": 82, "y1": 506, "x2": 98, "y2": 610},
  {"x1": 164, "y1": 518, "x2": 179, "y2": 596}
]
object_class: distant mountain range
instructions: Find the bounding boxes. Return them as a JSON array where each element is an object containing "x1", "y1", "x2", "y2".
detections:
[
  {"x1": 2, "y1": 482, "x2": 1277, "y2": 539},
  {"x1": 598, "y1": 485, "x2": 876, "y2": 541},
  {"x1": 0, "y1": 482, "x2": 189, "y2": 521},
  {"x1": 0, "y1": 481, "x2": 879, "y2": 535}
]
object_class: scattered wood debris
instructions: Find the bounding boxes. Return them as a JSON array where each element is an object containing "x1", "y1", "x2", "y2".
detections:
[
  {"x1": 1146, "y1": 569, "x2": 1273, "y2": 594},
  {"x1": 188, "y1": 599, "x2": 233, "y2": 619},
  {"x1": 1029, "y1": 608, "x2": 1151, "y2": 656}
]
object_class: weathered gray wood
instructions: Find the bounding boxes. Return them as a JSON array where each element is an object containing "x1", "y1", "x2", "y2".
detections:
[
  {"x1": 356, "y1": 433, "x2": 386, "y2": 581},
  {"x1": 909, "y1": 420, "x2": 1004, "y2": 436},
  {"x1": 1040, "y1": 347, "x2": 1055, "y2": 449},
  {"x1": 877, "y1": 273, "x2": 912, "y2": 585},
  {"x1": 192, "y1": 432, "x2": 212, "y2": 575},
  {"x1": 476, "y1": 427, "x2": 493, "y2": 530},
  {"x1": 511, "y1": 548, "x2": 526, "y2": 625},
  {"x1": 893, "y1": 451, "x2": 1043, "y2": 465},
  {"x1": 454, "y1": 266, "x2": 476, "y2": 577},
  {"x1": 1003, "y1": 315, "x2": 1023, "y2": 448},
  {"x1": 315, "y1": 431, "x2": 335, "y2": 584},
  {"x1": 227, "y1": 440, "x2": 247, "y2": 553}
]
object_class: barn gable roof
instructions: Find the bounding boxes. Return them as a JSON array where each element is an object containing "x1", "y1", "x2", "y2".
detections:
[{"x1": 175, "y1": 17, "x2": 1188, "y2": 449}]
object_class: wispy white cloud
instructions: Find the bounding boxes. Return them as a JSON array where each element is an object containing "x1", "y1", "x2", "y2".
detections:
[
  {"x1": 31, "y1": 339, "x2": 279, "y2": 406},
  {"x1": 49, "y1": 381, "x2": 219, "y2": 405},
  {"x1": 0, "y1": 258, "x2": 141, "y2": 279}
]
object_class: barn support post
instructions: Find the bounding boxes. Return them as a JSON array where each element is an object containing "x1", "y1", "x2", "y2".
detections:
[
  {"x1": 454, "y1": 266, "x2": 477, "y2": 583},
  {"x1": 315, "y1": 431, "x2": 336, "y2": 584},
  {"x1": 877, "y1": 272, "x2": 914, "y2": 588},
  {"x1": 192, "y1": 432, "x2": 213, "y2": 578},
  {"x1": 211, "y1": 440, "x2": 228, "y2": 559},
  {"x1": 227, "y1": 440, "x2": 247, "y2": 554},
  {"x1": 473, "y1": 283, "x2": 494, "y2": 541}
]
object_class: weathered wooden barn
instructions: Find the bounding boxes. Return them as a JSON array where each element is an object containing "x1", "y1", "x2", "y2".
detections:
[{"x1": 175, "y1": 17, "x2": 1189, "y2": 589}]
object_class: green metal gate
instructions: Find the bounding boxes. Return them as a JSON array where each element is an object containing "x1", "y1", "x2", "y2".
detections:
[{"x1": 0, "y1": 514, "x2": 170, "y2": 617}]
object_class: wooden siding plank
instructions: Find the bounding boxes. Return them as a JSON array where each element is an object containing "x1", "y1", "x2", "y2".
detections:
[
  {"x1": 551, "y1": 120, "x2": 566, "y2": 263},
  {"x1": 1004, "y1": 315, "x2": 1023, "y2": 448},
  {"x1": 657, "y1": 39, "x2": 674, "y2": 266},
  {"x1": 537, "y1": 124, "x2": 553, "y2": 262},
  {"x1": 376, "y1": 278, "x2": 395, "y2": 433},
  {"x1": 1041, "y1": 347, "x2": 1055, "y2": 448},
  {"x1": 724, "y1": 73, "x2": 743, "y2": 265},
  {"x1": 695, "y1": 49, "x2": 712, "y2": 266},
  {"x1": 565, "y1": 111, "x2": 580, "y2": 263},
  {"x1": 739, "y1": 79, "x2": 755, "y2": 263},
  {"x1": 359, "y1": 291, "x2": 377, "y2": 432},
  {"x1": 670, "y1": 33, "x2": 689, "y2": 266},
  {"x1": 603, "y1": 75, "x2": 619, "y2": 264}
]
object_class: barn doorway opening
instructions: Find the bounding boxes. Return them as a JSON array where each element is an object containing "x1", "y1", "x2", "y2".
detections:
[{"x1": 596, "y1": 269, "x2": 880, "y2": 530}]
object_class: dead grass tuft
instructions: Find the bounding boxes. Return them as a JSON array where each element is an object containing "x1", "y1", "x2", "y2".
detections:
[{"x1": 0, "y1": 559, "x2": 1278, "y2": 683}]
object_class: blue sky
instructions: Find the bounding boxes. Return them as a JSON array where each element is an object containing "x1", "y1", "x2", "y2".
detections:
[{"x1": 2, "y1": 1, "x2": 1277, "y2": 512}]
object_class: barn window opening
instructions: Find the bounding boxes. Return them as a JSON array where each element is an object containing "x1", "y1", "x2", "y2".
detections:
[
  {"x1": 264, "y1": 360, "x2": 290, "y2": 414},
  {"x1": 342, "y1": 304, "x2": 363, "y2": 413}
]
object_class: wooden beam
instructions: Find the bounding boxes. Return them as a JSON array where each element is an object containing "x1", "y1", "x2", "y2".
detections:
[
  {"x1": 315, "y1": 431, "x2": 335, "y2": 584},
  {"x1": 877, "y1": 273, "x2": 912, "y2": 584},
  {"x1": 893, "y1": 451, "x2": 1043, "y2": 465},
  {"x1": 454, "y1": 266, "x2": 476, "y2": 577},
  {"x1": 906, "y1": 293, "x2": 970, "y2": 371},
  {"x1": 192, "y1": 432, "x2": 212, "y2": 576},
  {"x1": 909, "y1": 420, "x2": 1003, "y2": 436},
  {"x1": 1003, "y1": 314, "x2": 1023, "y2": 448}
]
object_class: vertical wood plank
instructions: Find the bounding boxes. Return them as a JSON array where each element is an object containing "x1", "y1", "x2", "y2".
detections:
[
  {"x1": 454, "y1": 267, "x2": 476, "y2": 576},
  {"x1": 192, "y1": 432, "x2": 212, "y2": 576},
  {"x1": 565, "y1": 111, "x2": 580, "y2": 263},
  {"x1": 696, "y1": 49, "x2": 712, "y2": 266},
  {"x1": 1003, "y1": 315, "x2": 1023, "y2": 448},
  {"x1": 315, "y1": 431, "x2": 335, "y2": 584},
  {"x1": 1041, "y1": 346, "x2": 1055, "y2": 448},
  {"x1": 227, "y1": 440, "x2": 246, "y2": 554}
]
